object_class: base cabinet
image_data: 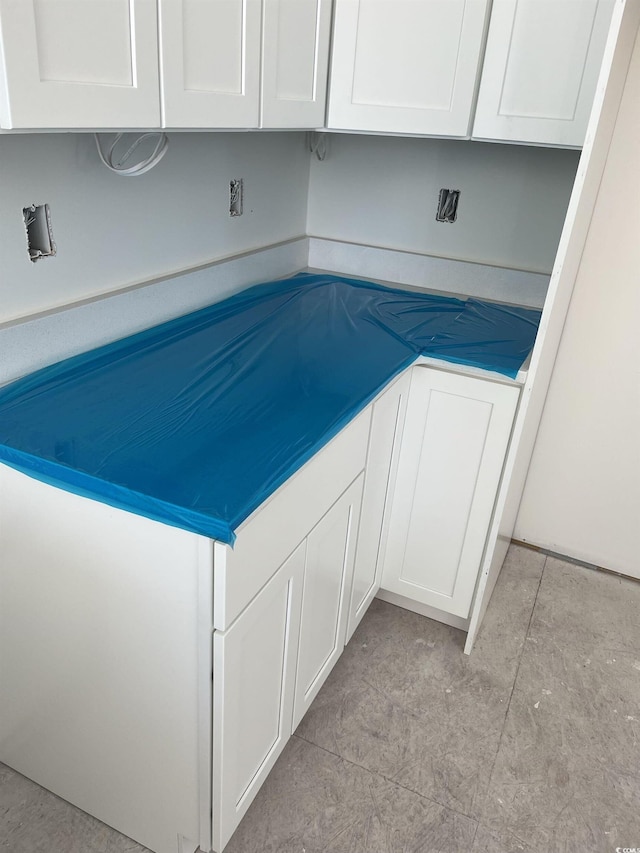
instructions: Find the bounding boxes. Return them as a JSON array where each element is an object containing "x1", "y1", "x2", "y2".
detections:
[
  {"x1": 213, "y1": 473, "x2": 364, "y2": 850},
  {"x1": 381, "y1": 367, "x2": 519, "y2": 619},
  {"x1": 0, "y1": 365, "x2": 522, "y2": 853},
  {"x1": 212, "y1": 543, "x2": 305, "y2": 851},
  {"x1": 346, "y1": 371, "x2": 410, "y2": 641}
]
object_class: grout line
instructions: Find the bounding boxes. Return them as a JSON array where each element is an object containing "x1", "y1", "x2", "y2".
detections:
[
  {"x1": 512, "y1": 540, "x2": 639, "y2": 585},
  {"x1": 478, "y1": 555, "x2": 547, "y2": 816},
  {"x1": 292, "y1": 732, "x2": 480, "y2": 827}
]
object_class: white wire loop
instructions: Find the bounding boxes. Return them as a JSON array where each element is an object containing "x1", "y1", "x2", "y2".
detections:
[{"x1": 94, "y1": 132, "x2": 169, "y2": 176}]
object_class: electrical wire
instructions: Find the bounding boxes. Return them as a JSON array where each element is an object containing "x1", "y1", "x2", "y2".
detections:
[
  {"x1": 94, "y1": 132, "x2": 169, "y2": 176},
  {"x1": 307, "y1": 131, "x2": 328, "y2": 161}
]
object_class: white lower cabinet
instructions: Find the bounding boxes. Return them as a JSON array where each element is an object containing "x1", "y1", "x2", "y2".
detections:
[
  {"x1": 346, "y1": 371, "x2": 410, "y2": 641},
  {"x1": 213, "y1": 473, "x2": 364, "y2": 850},
  {"x1": 293, "y1": 474, "x2": 363, "y2": 728},
  {"x1": 0, "y1": 365, "x2": 522, "y2": 853},
  {"x1": 212, "y1": 543, "x2": 305, "y2": 851},
  {"x1": 381, "y1": 367, "x2": 519, "y2": 619}
]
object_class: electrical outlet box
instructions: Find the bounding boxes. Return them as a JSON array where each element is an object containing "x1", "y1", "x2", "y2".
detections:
[
  {"x1": 436, "y1": 189, "x2": 460, "y2": 223},
  {"x1": 229, "y1": 179, "x2": 243, "y2": 217},
  {"x1": 23, "y1": 204, "x2": 56, "y2": 261}
]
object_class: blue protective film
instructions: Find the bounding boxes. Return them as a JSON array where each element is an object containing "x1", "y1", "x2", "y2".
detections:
[{"x1": 0, "y1": 273, "x2": 540, "y2": 544}]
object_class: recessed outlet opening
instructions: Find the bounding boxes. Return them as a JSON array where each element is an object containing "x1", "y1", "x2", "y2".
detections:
[
  {"x1": 229, "y1": 179, "x2": 243, "y2": 217},
  {"x1": 23, "y1": 203, "x2": 56, "y2": 261},
  {"x1": 436, "y1": 189, "x2": 460, "y2": 224}
]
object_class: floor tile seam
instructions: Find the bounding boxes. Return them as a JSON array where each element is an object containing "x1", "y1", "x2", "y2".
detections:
[
  {"x1": 291, "y1": 733, "x2": 480, "y2": 827},
  {"x1": 476, "y1": 555, "x2": 547, "y2": 819}
]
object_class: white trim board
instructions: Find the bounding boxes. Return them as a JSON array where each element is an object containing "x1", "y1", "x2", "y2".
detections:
[{"x1": 308, "y1": 238, "x2": 549, "y2": 308}]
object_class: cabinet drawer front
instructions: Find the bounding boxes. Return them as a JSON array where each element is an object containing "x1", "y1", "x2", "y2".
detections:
[
  {"x1": 214, "y1": 407, "x2": 371, "y2": 630},
  {"x1": 381, "y1": 368, "x2": 519, "y2": 618}
]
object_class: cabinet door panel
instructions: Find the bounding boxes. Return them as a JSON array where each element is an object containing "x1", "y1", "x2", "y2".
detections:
[
  {"x1": 0, "y1": 0, "x2": 159, "y2": 128},
  {"x1": 346, "y1": 373, "x2": 410, "y2": 641},
  {"x1": 328, "y1": 0, "x2": 490, "y2": 136},
  {"x1": 261, "y1": 0, "x2": 333, "y2": 127},
  {"x1": 293, "y1": 475, "x2": 363, "y2": 729},
  {"x1": 159, "y1": 0, "x2": 261, "y2": 127},
  {"x1": 473, "y1": 0, "x2": 615, "y2": 146},
  {"x1": 381, "y1": 368, "x2": 519, "y2": 619},
  {"x1": 212, "y1": 543, "x2": 304, "y2": 851}
]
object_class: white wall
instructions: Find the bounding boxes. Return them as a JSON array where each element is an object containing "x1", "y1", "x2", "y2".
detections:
[
  {"x1": 0, "y1": 132, "x2": 310, "y2": 323},
  {"x1": 514, "y1": 30, "x2": 640, "y2": 578},
  {"x1": 307, "y1": 134, "x2": 579, "y2": 275}
]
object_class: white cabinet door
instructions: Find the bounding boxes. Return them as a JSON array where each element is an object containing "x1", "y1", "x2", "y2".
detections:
[
  {"x1": 346, "y1": 373, "x2": 410, "y2": 642},
  {"x1": 0, "y1": 0, "x2": 160, "y2": 129},
  {"x1": 292, "y1": 474, "x2": 363, "y2": 729},
  {"x1": 212, "y1": 543, "x2": 305, "y2": 852},
  {"x1": 159, "y1": 0, "x2": 261, "y2": 127},
  {"x1": 261, "y1": 0, "x2": 333, "y2": 127},
  {"x1": 381, "y1": 368, "x2": 519, "y2": 619},
  {"x1": 327, "y1": 0, "x2": 490, "y2": 136},
  {"x1": 473, "y1": 0, "x2": 615, "y2": 147}
]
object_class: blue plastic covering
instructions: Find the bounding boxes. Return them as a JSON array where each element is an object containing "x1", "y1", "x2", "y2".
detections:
[{"x1": 0, "y1": 273, "x2": 540, "y2": 544}]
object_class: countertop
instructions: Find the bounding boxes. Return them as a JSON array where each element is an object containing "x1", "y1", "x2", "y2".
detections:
[{"x1": 0, "y1": 273, "x2": 540, "y2": 544}]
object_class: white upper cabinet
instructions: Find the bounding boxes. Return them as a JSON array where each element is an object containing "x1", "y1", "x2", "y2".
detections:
[
  {"x1": 0, "y1": 0, "x2": 160, "y2": 129},
  {"x1": 0, "y1": 0, "x2": 333, "y2": 129},
  {"x1": 158, "y1": 0, "x2": 262, "y2": 128},
  {"x1": 327, "y1": 0, "x2": 491, "y2": 136},
  {"x1": 473, "y1": 0, "x2": 615, "y2": 147},
  {"x1": 261, "y1": 0, "x2": 333, "y2": 127}
]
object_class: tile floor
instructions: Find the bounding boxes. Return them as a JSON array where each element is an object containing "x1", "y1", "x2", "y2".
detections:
[{"x1": 2, "y1": 544, "x2": 639, "y2": 853}]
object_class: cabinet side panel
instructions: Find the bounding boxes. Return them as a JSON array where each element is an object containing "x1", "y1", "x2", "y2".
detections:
[{"x1": 0, "y1": 465, "x2": 204, "y2": 853}]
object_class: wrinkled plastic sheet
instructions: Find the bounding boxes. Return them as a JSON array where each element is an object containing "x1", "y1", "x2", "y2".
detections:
[{"x1": 0, "y1": 273, "x2": 540, "y2": 544}]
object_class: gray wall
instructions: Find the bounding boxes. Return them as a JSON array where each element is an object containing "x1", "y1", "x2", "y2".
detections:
[
  {"x1": 0, "y1": 132, "x2": 310, "y2": 323},
  {"x1": 307, "y1": 134, "x2": 579, "y2": 274},
  {"x1": 0, "y1": 130, "x2": 580, "y2": 325}
]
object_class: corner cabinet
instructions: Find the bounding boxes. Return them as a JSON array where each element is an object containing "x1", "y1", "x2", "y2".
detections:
[
  {"x1": 0, "y1": 0, "x2": 333, "y2": 130},
  {"x1": 381, "y1": 367, "x2": 519, "y2": 619},
  {"x1": 327, "y1": 0, "x2": 491, "y2": 136},
  {"x1": 472, "y1": 0, "x2": 615, "y2": 147}
]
